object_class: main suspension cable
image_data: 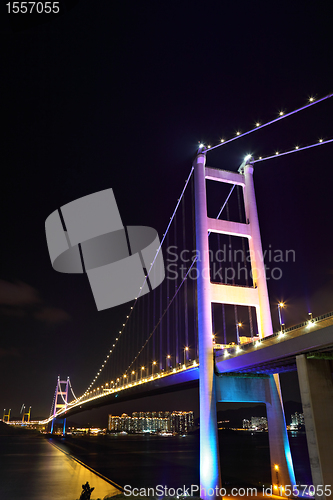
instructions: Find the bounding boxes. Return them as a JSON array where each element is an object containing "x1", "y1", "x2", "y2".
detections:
[{"x1": 204, "y1": 93, "x2": 333, "y2": 153}]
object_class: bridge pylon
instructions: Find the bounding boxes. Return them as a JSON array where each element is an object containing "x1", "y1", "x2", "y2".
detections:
[
  {"x1": 50, "y1": 376, "x2": 69, "y2": 436},
  {"x1": 22, "y1": 405, "x2": 31, "y2": 423},
  {"x1": 3, "y1": 408, "x2": 11, "y2": 423},
  {"x1": 193, "y1": 151, "x2": 295, "y2": 498}
]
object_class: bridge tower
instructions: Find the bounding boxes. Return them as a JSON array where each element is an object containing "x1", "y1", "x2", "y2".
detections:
[
  {"x1": 193, "y1": 151, "x2": 295, "y2": 498},
  {"x1": 50, "y1": 376, "x2": 69, "y2": 436},
  {"x1": 22, "y1": 405, "x2": 31, "y2": 423},
  {"x1": 3, "y1": 408, "x2": 11, "y2": 423}
]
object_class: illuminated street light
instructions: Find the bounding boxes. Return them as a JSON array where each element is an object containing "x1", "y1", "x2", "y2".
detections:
[
  {"x1": 152, "y1": 361, "x2": 156, "y2": 375},
  {"x1": 236, "y1": 322, "x2": 242, "y2": 345},
  {"x1": 184, "y1": 347, "x2": 189, "y2": 366},
  {"x1": 278, "y1": 302, "x2": 285, "y2": 332},
  {"x1": 166, "y1": 354, "x2": 171, "y2": 371},
  {"x1": 307, "y1": 312, "x2": 314, "y2": 328},
  {"x1": 141, "y1": 366, "x2": 145, "y2": 380}
]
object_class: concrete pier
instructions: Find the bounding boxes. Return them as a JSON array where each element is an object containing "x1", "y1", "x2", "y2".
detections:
[
  {"x1": 215, "y1": 373, "x2": 296, "y2": 490},
  {"x1": 296, "y1": 354, "x2": 333, "y2": 499}
]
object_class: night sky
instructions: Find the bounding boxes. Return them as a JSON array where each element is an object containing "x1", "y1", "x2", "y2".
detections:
[{"x1": 1, "y1": 0, "x2": 332, "y2": 424}]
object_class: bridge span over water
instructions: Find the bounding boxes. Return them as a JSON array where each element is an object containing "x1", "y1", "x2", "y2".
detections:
[
  {"x1": 55, "y1": 311, "x2": 333, "y2": 419},
  {"x1": 39, "y1": 131, "x2": 333, "y2": 500}
]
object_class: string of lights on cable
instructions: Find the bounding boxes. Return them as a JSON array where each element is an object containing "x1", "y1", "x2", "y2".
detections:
[
  {"x1": 198, "y1": 93, "x2": 333, "y2": 153},
  {"x1": 252, "y1": 138, "x2": 333, "y2": 163},
  {"x1": 81, "y1": 167, "x2": 195, "y2": 397}
]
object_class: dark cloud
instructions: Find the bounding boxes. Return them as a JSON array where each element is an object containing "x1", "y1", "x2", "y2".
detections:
[
  {"x1": 0, "y1": 280, "x2": 70, "y2": 324},
  {"x1": 34, "y1": 306, "x2": 71, "y2": 324},
  {"x1": 0, "y1": 280, "x2": 40, "y2": 306}
]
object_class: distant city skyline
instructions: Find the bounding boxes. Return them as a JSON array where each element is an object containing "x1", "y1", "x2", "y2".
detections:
[
  {"x1": 108, "y1": 410, "x2": 194, "y2": 434},
  {"x1": 243, "y1": 417, "x2": 268, "y2": 431}
]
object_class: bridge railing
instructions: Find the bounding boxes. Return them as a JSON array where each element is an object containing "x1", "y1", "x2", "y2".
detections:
[
  {"x1": 215, "y1": 310, "x2": 333, "y2": 357},
  {"x1": 79, "y1": 358, "x2": 199, "y2": 401},
  {"x1": 284, "y1": 310, "x2": 333, "y2": 334}
]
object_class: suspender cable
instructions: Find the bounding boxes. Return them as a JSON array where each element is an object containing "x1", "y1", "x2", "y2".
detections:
[
  {"x1": 125, "y1": 256, "x2": 198, "y2": 374},
  {"x1": 191, "y1": 175, "x2": 198, "y2": 359},
  {"x1": 182, "y1": 195, "x2": 189, "y2": 353},
  {"x1": 217, "y1": 231, "x2": 227, "y2": 344},
  {"x1": 222, "y1": 303, "x2": 227, "y2": 345},
  {"x1": 159, "y1": 277, "x2": 163, "y2": 371},
  {"x1": 153, "y1": 280, "x2": 156, "y2": 367},
  {"x1": 226, "y1": 201, "x2": 240, "y2": 344},
  {"x1": 142, "y1": 295, "x2": 146, "y2": 373},
  {"x1": 166, "y1": 231, "x2": 170, "y2": 362},
  {"x1": 147, "y1": 291, "x2": 150, "y2": 372},
  {"x1": 174, "y1": 211, "x2": 179, "y2": 366}
]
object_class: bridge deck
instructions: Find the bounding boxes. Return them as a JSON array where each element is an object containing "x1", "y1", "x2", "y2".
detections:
[
  {"x1": 42, "y1": 312, "x2": 333, "y2": 423},
  {"x1": 50, "y1": 365, "x2": 199, "y2": 420},
  {"x1": 215, "y1": 313, "x2": 333, "y2": 374}
]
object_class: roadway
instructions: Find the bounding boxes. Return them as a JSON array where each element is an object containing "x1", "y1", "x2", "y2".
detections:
[{"x1": 215, "y1": 312, "x2": 333, "y2": 374}]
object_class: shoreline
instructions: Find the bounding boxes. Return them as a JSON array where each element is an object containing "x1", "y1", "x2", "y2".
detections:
[{"x1": 0, "y1": 430, "x2": 121, "y2": 500}]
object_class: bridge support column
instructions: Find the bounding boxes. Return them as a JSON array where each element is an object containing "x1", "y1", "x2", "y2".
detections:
[
  {"x1": 296, "y1": 354, "x2": 333, "y2": 498},
  {"x1": 215, "y1": 373, "x2": 296, "y2": 492},
  {"x1": 194, "y1": 152, "x2": 221, "y2": 499},
  {"x1": 266, "y1": 374, "x2": 296, "y2": 493}
]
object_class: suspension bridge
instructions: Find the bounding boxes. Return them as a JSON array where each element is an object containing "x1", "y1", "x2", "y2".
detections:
[{"x1": 15, "y1": 94, "x2": 333, "y2": 499}]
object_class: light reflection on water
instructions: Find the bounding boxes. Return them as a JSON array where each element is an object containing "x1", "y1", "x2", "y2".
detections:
[
  {"x1": 0, "y1": 434, "x2": 120, "y2": 500},
  {"x1": 50, "y1": 430, "x2": 311, "y2": 489},
  {"x1": 0, "y1": 430, "x2": 311, "y2": 498}
]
